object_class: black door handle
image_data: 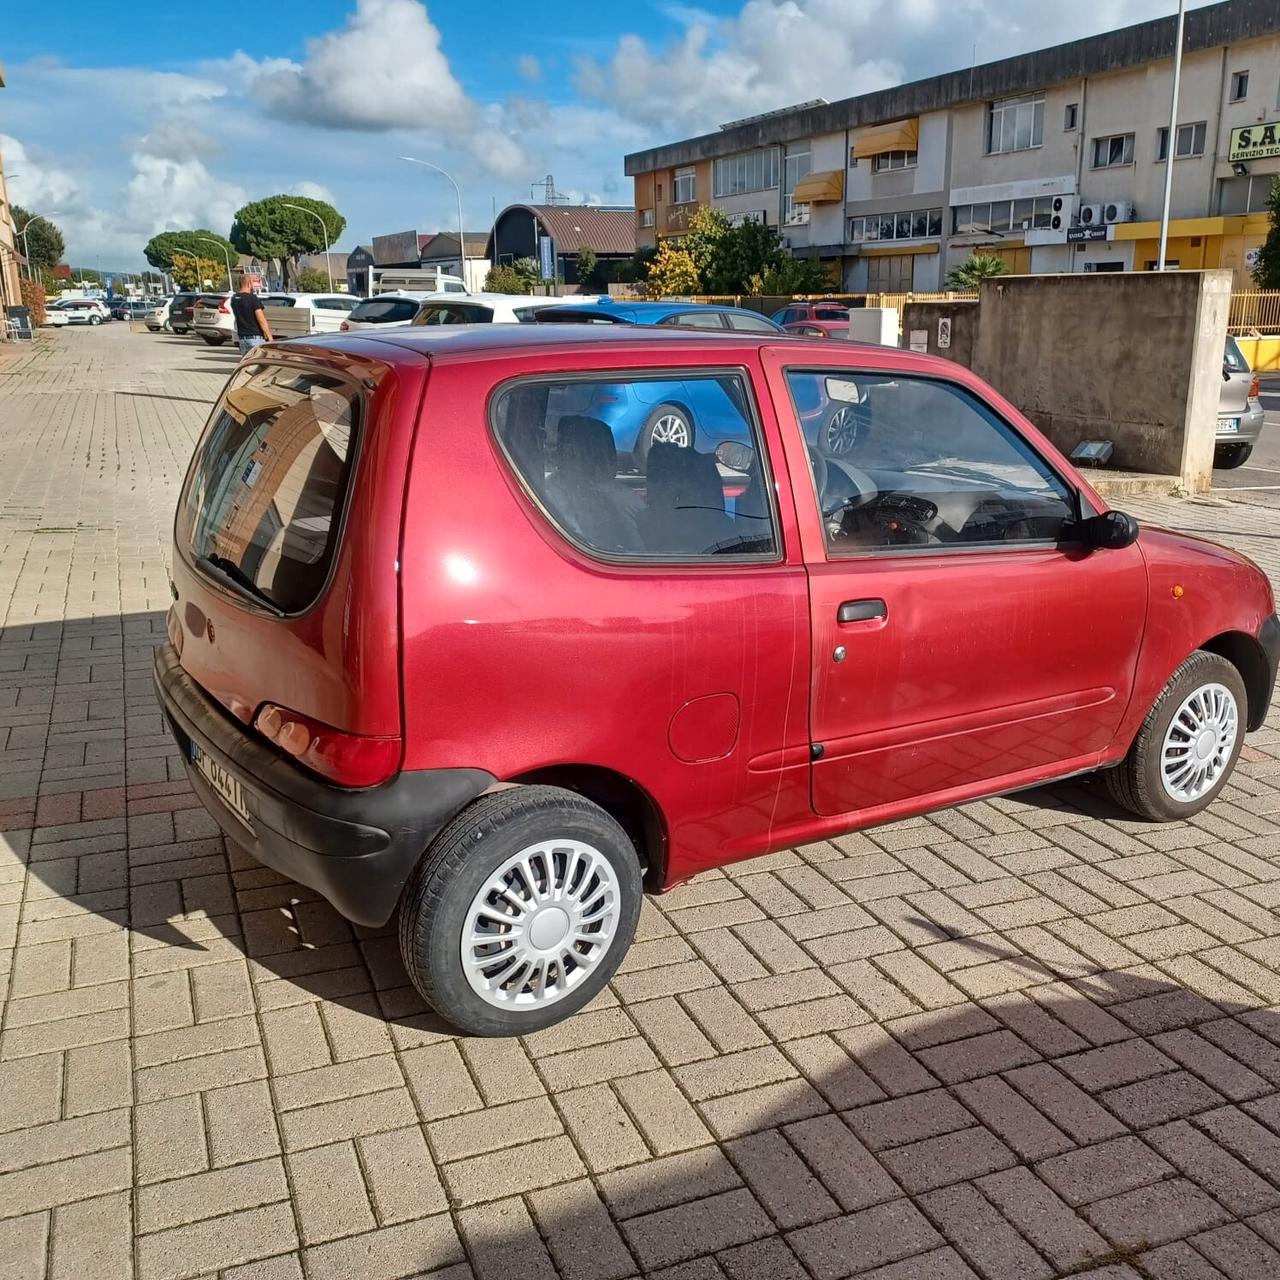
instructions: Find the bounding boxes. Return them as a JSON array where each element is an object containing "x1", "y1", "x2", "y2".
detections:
[{"x1": 837, "y1": 598, "x2": 887, "y2": 624}]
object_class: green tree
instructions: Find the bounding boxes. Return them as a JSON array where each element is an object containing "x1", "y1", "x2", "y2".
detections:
[
  {"x1": 1253, "y1": 176, "x2": 1280, "y2": 288},
  {"x1": 682, "y1": 206, "x2": 731, "y2": 287},
  {"x1": 575, "y1": 246, "x2": 599, "y2": 288},
  {"x1": 229, "y1": 195, "x2": 346, "y2": 289},
  {"x1": 143, "y1": 230, "x2": 237, "y2": 273},
  {"x1": 12, "y1": 205, "x2": 65, "y2": 273},
  {"x1": 295, "y1": 266, "x2": 332, "y2": 293},
  {"x1": 170, "y1": 253, "x2": 226, "y2": 291},
  {"x1": 946, "y1": 253, "x2": 1010, "y2": 290},
  {"x1": 747, "y1": 256, "x2": 828, "y2": 295},
  {"x1": 710, "y1": 218, "x2": 789, "y2": 294},
  {"x1": 614, "y1": 245, "x2": 656, "y2": 285},
  {"x1": 484, "y1": 257, "x2": 541, "y2": 293},
  {"x1": 643, "y1": 241, "x2": 701, "y2": 297}
]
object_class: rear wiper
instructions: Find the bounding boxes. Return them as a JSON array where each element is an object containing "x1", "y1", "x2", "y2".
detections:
[{"x1": 196, "y1": 554, "x2": 285, "y2": 616}]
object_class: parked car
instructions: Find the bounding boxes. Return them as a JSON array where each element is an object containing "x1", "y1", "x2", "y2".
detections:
[
  {"x1": 192, "y1": 291, "x2": 291, "y2": 345},
  {"x1": 1218, "y1": 335, "x2": 1265, "y2": 469},
  {"x1": 47, "y1": 298, "x2": 111, "y2": 326},
  {"x1": 773, "y1": 301, "x2": 851, "y2": 339},
  {"x1": 145, "y1": 299, "x2": 172, "y2": 332},
  {"x1": 42, "y1": 308, "x2": 71, "y2": 328},
  {"x1": 538, "y1": 299, "x2": 787, "y2": 332},
  {"x1": 337, "y1": 292, "x2": 437, "y2": 332},
  {"x1": 407, "y1": 293, "x2": 608, "y2": 327},
  {"x1": 167, "y1": 293, "x2": 201, "y2": 334},
  {"x1": 112, "y1": 299, "x2": 154, "y2": 322},
  {"x1": 260, "y1": 293, "x2": 360, "y2": 339},
  {"x1": 157, "y1": 326, "x2": 1278, "y2": 1036}
]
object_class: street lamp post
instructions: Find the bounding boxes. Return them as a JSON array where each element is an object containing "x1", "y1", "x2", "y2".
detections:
[
  {"x1": 17, "y1": 214, "x2": 51, "y2": 282},
  {"x1": 398, "y1": 156, "x2": 467, "y2": 289},
  {"x1": 1157, "y1": 0, "x2": 1188, "y2": 272},
  {"x1": 281, "y1": 203, "x2": 334, "y2": 292},
  {"x1": 195, "y1": 237, "x2": 234, "y2": 292}
]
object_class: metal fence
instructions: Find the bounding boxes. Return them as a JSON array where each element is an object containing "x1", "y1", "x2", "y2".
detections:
[{"x1": 1228, "y1": 291, "x2": 1280, "y2": 335}]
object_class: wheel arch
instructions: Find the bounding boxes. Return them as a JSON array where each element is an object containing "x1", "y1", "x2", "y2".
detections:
[
  {"x1": 505, "y1": 764, "x2": 669, "y2": 888},
  {"x1": 1201, "y1": 629, "x2": 1272, "y2": 732}
]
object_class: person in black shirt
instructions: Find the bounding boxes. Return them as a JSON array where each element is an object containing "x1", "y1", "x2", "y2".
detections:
[{"x1": 230, "y1": 279, "x2": 274, "y2": 354}]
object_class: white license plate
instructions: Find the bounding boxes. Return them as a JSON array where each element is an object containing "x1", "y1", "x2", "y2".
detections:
[
  {"x1": 1220, "y1": 417, "x2": 1241, "y2": 434},
  {"x1": 191, "y1": 743, "x2": 253, "y2": 828}
]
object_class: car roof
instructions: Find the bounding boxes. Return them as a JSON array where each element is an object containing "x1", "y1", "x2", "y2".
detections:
[{"x1": 580, "y1": 301, "x2": 775, "y2": 323}]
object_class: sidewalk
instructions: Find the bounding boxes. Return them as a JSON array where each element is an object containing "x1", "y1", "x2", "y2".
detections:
[{"x1": 2, "y1": 325, "x2": 1280, "y2": 1280}]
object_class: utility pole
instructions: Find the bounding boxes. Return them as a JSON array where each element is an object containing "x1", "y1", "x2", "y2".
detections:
[{"x1": 1157, "y1": 0, "x2": 1187, "y2": 271}]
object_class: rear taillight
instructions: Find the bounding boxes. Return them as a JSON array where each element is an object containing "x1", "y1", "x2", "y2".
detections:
[
  {"x1": 254, "y1": 703, "x2": 400, "y2": 788},
  {"x1": 1250, "y1": 374, "x2": 1260, "y2": 399},
  {"x1": 219, "y1": 298, "x2": 231, "y2": 313}
]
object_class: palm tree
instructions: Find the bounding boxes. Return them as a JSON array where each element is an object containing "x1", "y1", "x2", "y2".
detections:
[{"x1": 946, "y1": 253, "x2": 1010, "y2": 290}]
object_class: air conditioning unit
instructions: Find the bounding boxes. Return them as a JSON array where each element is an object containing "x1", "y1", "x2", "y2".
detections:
[
  {"x1": 1104, "y1": 200, "x2": 1136, "y2": 224},
  {"x1": 1050, "y1": 195, "x2": 1075, "y2": 231},
  {"x1": 1078, "y1": 202, "x2": 1105, "y2": 226}
]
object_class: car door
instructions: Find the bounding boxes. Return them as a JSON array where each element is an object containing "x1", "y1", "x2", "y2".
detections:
[{"x1": 762, "y1": 350, "x2": 1149, "y2": 819}]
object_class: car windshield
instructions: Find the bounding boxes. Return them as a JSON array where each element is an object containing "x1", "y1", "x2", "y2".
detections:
[
  {"x1": 1224, "y1": 336, "x2": 1250, "y2": 373},
  {"x1": 349, "y1": 298, "x2": 420, "y2": 323},
  {"x1": 177, "y1": 364, "x2": 360, "y2": 613}
]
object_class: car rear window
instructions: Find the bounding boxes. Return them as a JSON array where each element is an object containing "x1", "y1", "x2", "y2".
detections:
[
  {"x1": 1224, "y1": 336, "x2": 1250, "y2": 373},
  {"x1": 350, "y1": 298, "x2": 420, "y2": 323},
  {"x1": 177, "y1": 363, "x2": 360, "y2": 614}
]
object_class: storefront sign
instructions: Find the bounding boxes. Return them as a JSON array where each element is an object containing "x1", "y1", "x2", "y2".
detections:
[
  {"x1": 1246, "y1": 246, "x2": 1262, "y2": 270},
  {"x1": 1230, "y1": 121, "x2": 1280, "y2": 163},
  {"x1": 1066, "y1": 226, "x2": 1109, "y2": 242},
  {"x1": 538, "y1": 235, "x2": 555, "y2": 281}
]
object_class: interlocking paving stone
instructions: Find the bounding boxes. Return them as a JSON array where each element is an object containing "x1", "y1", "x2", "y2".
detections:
[{"x1": 5, "y1": 327, "x2": 1280, "y2": 1274}]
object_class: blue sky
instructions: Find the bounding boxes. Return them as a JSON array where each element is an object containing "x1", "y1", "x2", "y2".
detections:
[{"x1": 2, "y1": 0, "x2": 1211, "y2": 271}]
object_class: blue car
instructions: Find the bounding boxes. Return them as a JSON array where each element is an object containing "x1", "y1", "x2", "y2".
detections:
[{"x1": 538, "y1": 299, "x2": 786, "y2": 334}]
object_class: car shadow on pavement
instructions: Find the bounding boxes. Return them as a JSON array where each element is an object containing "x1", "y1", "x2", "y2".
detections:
[{"x1": 8, "y1": 612, "x2": 1280, "y2": 1276}]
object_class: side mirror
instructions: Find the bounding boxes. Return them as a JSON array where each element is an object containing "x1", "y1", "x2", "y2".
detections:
[
  {"x1": 716, "y1": 440, "x2": 756, "y2": 472},
  {"x1": 1080, "y1": 509, "x2": 1139, "y2": 550}
]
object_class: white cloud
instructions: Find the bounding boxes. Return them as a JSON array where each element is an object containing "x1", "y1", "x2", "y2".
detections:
[
  {"x1": 247, "y1": 0, "x2": 471, "y2": 131},
  {"x1": 517, "y1": 54, "x2": 541, "y2": 83},
  {"x1": 290, "y1": 180, "x2": 336, "y2": 203}
]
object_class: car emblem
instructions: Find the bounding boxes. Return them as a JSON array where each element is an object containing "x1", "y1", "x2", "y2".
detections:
[{"x1": 206, "y1": 619, "x2": 216, "y2": 643}]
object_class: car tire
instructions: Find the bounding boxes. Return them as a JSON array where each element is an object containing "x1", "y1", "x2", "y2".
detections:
[
  {"x1": 822, "y1": 404, "x2": 864, "y2": 456},
  {"x1": 398, "y1": 785, "x2": 642, "y2": 1036},
  {"x1": 200, "y1": 335, "x2": 225, "y2": 347},
  {"x1": 88, "y1": 315, "x2": 101, "y2": 326},
  {"x1": 636, "y1": 403, "x2": 695, "y2": 465},
  {"x1": 1104, "y1": 650, "x2": 1246, "y2": 822},
  {"x1": 1215, "y1": 442, "x2": 1254, "y2": 470}
]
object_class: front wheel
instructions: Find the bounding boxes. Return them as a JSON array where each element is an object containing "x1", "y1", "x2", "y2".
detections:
[
  {"x1": 200, "y1": 335, "x2": 226, "y2": 347},
  {"x1": 398, "y1": 785, "x2": 642, "y2": 1036},
  {"x1": 636, "y1": 403, "x2": 694, "y2": 465},
  {"x1": 1104, "y1": 650, "x2": 1246, "y2": 821},
  {"x1": 88, "y1": 315, "x2": 101, "y2": 326},
  {"x1": 1215, "y1": 442, "x2": 1254, "y2": 470}
]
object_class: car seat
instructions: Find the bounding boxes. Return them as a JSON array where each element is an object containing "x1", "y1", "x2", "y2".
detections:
[
  {"x1": 640, "y1": 444, "x2": 737, "y2": 554},
  {"x1": 543, "y1": 415, "x2": 642, "y2": 552}
]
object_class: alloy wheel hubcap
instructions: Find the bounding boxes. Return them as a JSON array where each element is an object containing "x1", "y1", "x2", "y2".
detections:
[
  {"x1": 652, "y1": 414, "x2": 690, "y2": 447},
  {"x1": 1160, "y1": 681, "x2": 1238, "y2": 803},
  {"x1": 461, "y1": 840, "x2": 620, "y2": 1009},
  {"x1": 825, "y1": 407, "x2": 859, "y2": 455}
]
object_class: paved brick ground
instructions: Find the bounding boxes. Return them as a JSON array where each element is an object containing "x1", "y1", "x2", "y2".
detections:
[{"x1": 2, "y1": 324, "x2": 1280, "y2": 1280}]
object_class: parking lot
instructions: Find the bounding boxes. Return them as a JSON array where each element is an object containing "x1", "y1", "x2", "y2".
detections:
[{"x1": 2, "y1": 323, "x2": 1280, "y2": 1280}]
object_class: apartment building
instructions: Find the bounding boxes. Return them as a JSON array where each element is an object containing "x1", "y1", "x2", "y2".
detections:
[
  {"x1": 624, "y1": 0, "x2": 1280, "y2": 291},
  {"x1": 0, "y1": 66, "x2": 24, "y2": 313}
]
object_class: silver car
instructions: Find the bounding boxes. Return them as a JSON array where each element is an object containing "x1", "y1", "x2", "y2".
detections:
[{"x1": 1218, "y1": 336, "x2": 1265, "y2": 469}]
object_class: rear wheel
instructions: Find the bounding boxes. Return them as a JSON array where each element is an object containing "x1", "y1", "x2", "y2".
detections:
[
  {"x1": 636, "y1": 403, "x2": 694, "y2": 464},
  {"x1": 1215, "y1": 442, "x2": 1253, "y2": 469},
  {"x1": 200, "y1": 335, "x2": 226, "y2": 347},
  {"x1": 398, "y1": 785, "x2": 642, "y2": 1036},
  {"x1": 88, "y1": 315, "x2": 101, "y2": 326},
  {"x1": 1104, "y1": 650, "x2": 1246, "y2": 821}
]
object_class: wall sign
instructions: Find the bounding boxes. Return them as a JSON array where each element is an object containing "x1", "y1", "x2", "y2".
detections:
[
  {"x1": 937, "y1": 318, "x2": 952, "y2": 350},
  {"x1": 1230, "y1": 122, "x2": 1280, "y2": 163},
  {"x1": 1066, "y1": 226, "x2": 1109, "y2": 242}
]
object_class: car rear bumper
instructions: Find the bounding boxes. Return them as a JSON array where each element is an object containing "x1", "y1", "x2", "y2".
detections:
[
  {"x1": 1218, "y1": 405, "x2": 1264, "y2": 445},
  {"x1": 153, "y1": 642, "x2": 494, "y2": 926}
]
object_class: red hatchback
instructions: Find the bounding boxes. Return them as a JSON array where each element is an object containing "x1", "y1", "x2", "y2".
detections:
[{"x1": 157, "y1": 327, "x2": 1279, "y2": 1035}]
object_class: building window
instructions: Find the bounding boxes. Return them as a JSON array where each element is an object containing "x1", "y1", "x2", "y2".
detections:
[
  {"x1": 1064, "y1": 103, "x2": 1079, "y2": 131},
  {"x1": 1231, "y1": 70, "x2": 1250, "y2": 101},
  {"x1": 672, "y1": 166, "x2": 696, "y2": 204},
  {"x1": 1091, "y1": 133, "x2": 1136, "y2": 168},
  {"x1": 1156, "y1": 121, "x2": 1207, "y2": 161},
  {"x1": 1218, "y1": 174, "x2": 1272, "y2": 215},
  {"x1": 848, "y1": 208, "x2": 943, "y2": 242},
  {"x1": 987, "y1": 93, "x2": 1045, "y2": 154},
  {"x1": 656, "y1": 182, "x2": 663, "y2": 202},
  {"x1": 873, "y1": 149, "x2": 918, "y2": 172},
  {"x1": 783, "y1": 142, "x2": 812, "y2": 225},
  {"x1": 639, "y1": 209, "x2": 655, "y2": 228},
  {"x1": 952, "y1": 196, "x2": 1056, "y2": 234},
  {"x1": 713, "y1": 148, "x2": 781, "y2": 197}
]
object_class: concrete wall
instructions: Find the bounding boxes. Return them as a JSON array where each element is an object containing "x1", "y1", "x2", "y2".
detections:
[
  {"x1": 902, "y1": 300, "x2": 979, "y2": 366},
  {"x1": 971, "y1": 270, "x2": 1231, "y2": 491}
]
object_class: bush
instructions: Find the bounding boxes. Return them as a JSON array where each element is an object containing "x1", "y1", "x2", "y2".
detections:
[
  {"x1": 946, "y1": 253, "x2": 1010, "y2": 290},
  {"x1": 20, "y1": 277, "x2": 46, "y2": 327},
  {"x1": 295, "y1": 267, "x2": 332, "y2": 293}
]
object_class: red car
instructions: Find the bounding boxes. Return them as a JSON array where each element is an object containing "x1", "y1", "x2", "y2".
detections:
[
  {"x1": 157, "y1": 327, "x2": 1278, "y2": 1035},
  {"x1": 773, "y1": 299, "x2": 851, "y2": 339}
]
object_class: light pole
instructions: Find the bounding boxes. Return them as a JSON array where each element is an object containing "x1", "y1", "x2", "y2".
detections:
[
  {"x1": 281, "y1": 203, "x2": 334, "y2": 292},
  {"x1": 17, "y1": 214, "x2": 51, "y2": 281},
  {"x1": 399, "y1": 156, "x2": 467, "y2": 288},
  {"x1": 1157, "y1": 0, "x2": 1187, "y2": 272},
  {"x1": 195, "y1": 236, "x2": 233, "y2": 292}
]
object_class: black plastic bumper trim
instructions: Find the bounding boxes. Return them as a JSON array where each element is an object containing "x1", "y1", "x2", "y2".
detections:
[
  {"x1": 1257, "y1": 612, "x2": 1280, "y2": 733},
  {"x1": 153, "y1": 642, "x2": 494, "y2": 927}
]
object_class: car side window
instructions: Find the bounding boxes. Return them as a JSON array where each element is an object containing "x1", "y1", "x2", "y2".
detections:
[
  {"x1": 491, "y1": 374, "x2": 779, "y2": 561},
  {"x1": 784, "y1": 370, "x2": 1077, "y2": 554},
  {"x1": 727, "y1": 313, "x2": 781, "y2": 332},
  {"x1": 660, "y1": 311, "x2": 727, "y2": 329}
]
